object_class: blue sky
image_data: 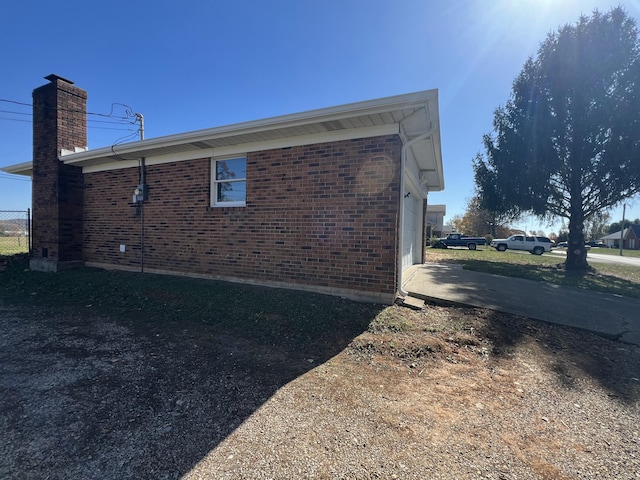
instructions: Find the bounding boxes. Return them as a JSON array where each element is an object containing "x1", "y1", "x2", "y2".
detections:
[{"x1": 1, "y1": 0, "x2": 639, "y2": 232}]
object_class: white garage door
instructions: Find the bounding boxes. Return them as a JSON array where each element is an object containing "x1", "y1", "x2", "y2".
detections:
[{"x1": 402, "y1": 195, "x2": 419, "y2": 272}]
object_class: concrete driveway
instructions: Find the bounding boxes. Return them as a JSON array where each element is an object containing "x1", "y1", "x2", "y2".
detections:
[{"x1": 403, "y1": 263, "x2": 640, "y2": 346}]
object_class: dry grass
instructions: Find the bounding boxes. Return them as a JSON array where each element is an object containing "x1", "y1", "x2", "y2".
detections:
[
  {"x1": 184, "y1": 304, "x2": 640, "y2": 479},
  {"x1": 1, "y1": 256, "x2": 639, "y2": 478},
  {"x1": 0, "y1": 236, "x2": 28, "y2": 256}
]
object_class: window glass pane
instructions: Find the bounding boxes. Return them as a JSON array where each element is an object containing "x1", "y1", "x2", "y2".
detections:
[
  {"x1": 217, "y1": 181, "x2": 246, "y2": 203},
  {"x1": 216, "y1": 158, "x2": 246, "y2": 180}
]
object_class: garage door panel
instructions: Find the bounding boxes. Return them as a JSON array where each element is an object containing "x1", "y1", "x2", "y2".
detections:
[{"x1": 402, "y1": 196, "x2": 418, "y2": 272}]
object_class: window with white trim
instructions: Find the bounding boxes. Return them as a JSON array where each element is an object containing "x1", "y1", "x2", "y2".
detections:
[{"x1": 211, "y1": 157, "x2": 246, "y2": 207}]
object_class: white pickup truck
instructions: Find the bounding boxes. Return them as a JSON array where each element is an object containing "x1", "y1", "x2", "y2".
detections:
[{"x1": 490, "y1": 235, "x2": 552, "y2": 255}]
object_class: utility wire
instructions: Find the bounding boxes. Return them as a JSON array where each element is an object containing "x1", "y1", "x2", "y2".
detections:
[
  {"x1": 0, "y1": 99, "x2": 30, "y2": 107},
  {"x1": 0, "y1": 108, "x2": 135, "y2": 126},
  {"x1": 112, "y1": 131, "x2": 141, "y2": 146},
  {"x1": 0, "y1": 99, "x2": 139, "y2": 142},
  {"x1": 0, "y1": 118, "x2": 136, "y2": 134},
  {"x1": 0, "y1": 109, "x2": 30, "y2": 116},
  {"x1": 0, "y1": 117, "x2": 31, "y2": 123},
  {"x1": 0, "y1": 174, "x2": 31, "y2": 182},
  {"x1": 92, "y1": 126, "x2": 138, "y2": 131},
  {"x1": 0, "y1": 116, "x2": 134, "y2": 130},
  {"x1": 0, "y1": 99, "x2": 138, "y2": 121},
  {"x1": 88, "y1": 118, "x2": 138, "y2": 125},
  {"x1": 0, "y1": 98, "x2": 144, "y2": 161}
]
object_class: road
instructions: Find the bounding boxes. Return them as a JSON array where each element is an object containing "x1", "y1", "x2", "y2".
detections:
[{"x1": 549, "y1": 249, "x2": 640, "y2": 266}]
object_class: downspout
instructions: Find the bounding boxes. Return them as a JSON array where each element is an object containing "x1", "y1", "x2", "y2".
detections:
[
  {"x1": 397, "y1": 123, "x2": 436, "y2": 298},
  {"x1": 136, "y1": 113, "x2": 146, "y2": 273}
]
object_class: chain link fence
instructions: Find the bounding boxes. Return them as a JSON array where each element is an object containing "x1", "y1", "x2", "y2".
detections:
[{"x1": 0, "y1": 210, "x2": 30, "y2": 255}]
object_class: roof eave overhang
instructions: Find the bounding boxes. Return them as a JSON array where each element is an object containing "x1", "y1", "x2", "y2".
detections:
[
  {"x1": 63, "y1": 89, "x2": 439, "y2": 167},
  {"x1": 2, "y1": 90, "x2": 444, "y2": 185},
  {"x1": 400, "y1": 93, "x2": 444, "y2": 193},
  {"x1": 1, "y1": 161, "x2": 33, "y2": 177}
]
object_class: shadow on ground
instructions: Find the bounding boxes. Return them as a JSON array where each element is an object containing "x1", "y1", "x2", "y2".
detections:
[
  {"x1": 406, "y1": 261, "x2": 640, "y2": 402},
  {"x1": 473, "y1": 308, "x2": 640, "y2": 404},
  {"x1": 462, "y1": 258, "x2": 640, "y2": 298},
  {"x1": 0, "y1": 263, "x2": 383, "y2": 479}
]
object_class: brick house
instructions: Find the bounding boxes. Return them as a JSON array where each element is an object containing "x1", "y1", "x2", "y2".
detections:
[
  {"x1": 601, "y1": 226, "x2": 640, "y2": 250},
  {"x1": 625, "y1": 224, "x2": 640, "y2": 250},
  {"x1": 3, "y1": 75, "x2": 444, "y2": 303}
]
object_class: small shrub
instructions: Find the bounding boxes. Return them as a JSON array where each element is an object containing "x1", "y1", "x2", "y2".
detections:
[{"x1": 430, "y1": 237, "x2": 448, "y2": 248}]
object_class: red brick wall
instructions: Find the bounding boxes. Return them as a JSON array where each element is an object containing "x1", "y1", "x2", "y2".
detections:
[
  {"x1": 32, "y1": 76, "x2": 87, "y2": 262},
  {"x1": 84, "y1": 135, "x2": 402, "y2": 299}
]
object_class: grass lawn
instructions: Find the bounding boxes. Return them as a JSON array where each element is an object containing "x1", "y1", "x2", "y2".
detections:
[
  {"x1": 0, "y1": 257, "x2": 382, "y2": 351},
  {"x1": 426, "y1": 246, "x2": 640, "y2": 299},
  {"x1": 0, "y1": 237, "x2": 28, "y2": 255}
]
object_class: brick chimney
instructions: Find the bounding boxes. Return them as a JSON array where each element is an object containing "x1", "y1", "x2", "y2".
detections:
[{"x1": 30, "y1": 74, "x2": 87, "y2": 272}]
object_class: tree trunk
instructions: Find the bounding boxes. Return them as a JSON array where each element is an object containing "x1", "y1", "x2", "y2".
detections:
[{"x1": 565, "y1": 207, "x2": 589, "y2": 270}]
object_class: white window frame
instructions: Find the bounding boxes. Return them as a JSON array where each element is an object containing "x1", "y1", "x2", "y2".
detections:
[{"x1": 211, "y1": 156, "x2": 246, "y2": 207}]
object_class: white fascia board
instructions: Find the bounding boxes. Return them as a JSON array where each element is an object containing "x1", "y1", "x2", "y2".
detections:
[
  {"x1": 5, "y1": 90, "x2": 436, "y2": 175},
  {"x1": 427, "y1": 109, "x2": 444, "y2": 191},
  {"x1": 397, "y1": 105, "x2": 444, "y2": 195},
  {"x1": 81, "y1": 123, "x2": 399, "y2": 174},
  {"x1": 429, "y1": 121, "x2": 445, "y2": 191},
  {"x1": 64, "y1": 90, "x2": 437, "y2": 167},
  {"x1": 1, "y1": 162, "x2": 33, "y2": 177},
  {"x1": 426, "y1": 204, "x2": 446, "y2": 215}
]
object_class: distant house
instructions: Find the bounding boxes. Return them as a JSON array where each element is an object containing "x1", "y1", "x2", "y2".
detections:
[
  {"x1": 2, "y1": 75, "x2": 445, "y2": 303},
  {"x1": 626, "y1": 224, "x2": 640, "y2": 250},
  {"x1": 600, "y1": 230, "x2": 625, "y2": 249},
  {"x1": 426, "y1": 204, "x2": 446, "y2": 238},
  {"x1": 600, "y1": 226, "x2": 640, "y2": 250}
]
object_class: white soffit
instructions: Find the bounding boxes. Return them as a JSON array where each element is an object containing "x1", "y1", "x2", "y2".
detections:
[
  {"x1": 3, "y1": 89, "x2": 443, "y2": 186},
  {"x1": 1, "y1": 161, "x2": 33, "y2": 177},
  {"x1": 62, "y1": 90, "x2": 438, "y2": 168}
]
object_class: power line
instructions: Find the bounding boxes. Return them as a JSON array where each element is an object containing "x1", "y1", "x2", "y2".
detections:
[
  {"x1": 0, "y1": 174, "x2": 31, "y2": 182},
  {"x1": 0, "y1": 117, "x2": 31, "y2": 123},
  {"x1": 92, "y1": 126, "x2": 138, "y2": 131},
  {"x1": 88, "y1": 118, "x2": 137, "y2": 125},
  {"x1": 0, "y1": 99, "x2": 30, "y2": 107},
  {"x1": 0, "y1": 97, "x2": 144, "y2": 157},
  {"x1": 112, "y1": 130, "x2": 141, "y2": 146},
  {"x1": 0, "y1": 116, "x2": 135, "y2": 132},
  {"x1": 0, "y1": 108, "x2": 134, "y2": 126},
  {"x1": 0, "y1": 109, "x2": 30, "y2": 116},
  {"x1": 0, "y1": 98, "x2": 138, "y2": 121}
]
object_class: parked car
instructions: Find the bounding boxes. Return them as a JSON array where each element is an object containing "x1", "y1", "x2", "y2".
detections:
[
  {"x1": 586, "y1": 241, "x2": 607, "y2": 248},
  {"x1": 557, "y1": 241, "x2": 606, "y2": 249},
  {"x1": 436, "y1": 233, "x2": 487, "y2": 250},
  {"x1": 490, "y1": 235, "x2": 552, "y2": 255},
  {"x1": 535, "y1": 236, "x2": 552, "y2": 247}
]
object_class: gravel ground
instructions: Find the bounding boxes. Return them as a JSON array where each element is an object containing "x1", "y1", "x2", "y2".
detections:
[{"x1": 1, "y1": 301, "x2": 639, "y2": 479}]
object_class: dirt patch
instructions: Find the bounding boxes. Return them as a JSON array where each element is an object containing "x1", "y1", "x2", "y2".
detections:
[{"x1": 1, "y1": 301, "x2": 639, "y2": 479}]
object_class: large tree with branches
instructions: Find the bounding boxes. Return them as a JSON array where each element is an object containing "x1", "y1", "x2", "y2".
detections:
[
  {"x1": 457, "y1": 195, "x2": 513, "y2": 238},
  {"x1": 474, "y1": 7, "x2": 640, "y2": 269}
]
